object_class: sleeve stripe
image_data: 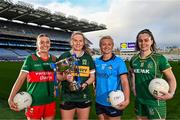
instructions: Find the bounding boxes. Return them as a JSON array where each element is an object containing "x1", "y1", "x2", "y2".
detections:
[
  {"x1": 21, "y1": 70, "x2": 29, "y2": 73},
  {"x1": 90, "y1": 69, "x2": 95, "y2": 74}
]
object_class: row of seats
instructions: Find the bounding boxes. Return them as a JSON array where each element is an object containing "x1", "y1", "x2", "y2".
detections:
[
  {"x1": 0, "y1": 20, "x2": 70, "y2": 41},
  {"x1": 0, "y1": 48, "x2": 62, "y2": 61}
]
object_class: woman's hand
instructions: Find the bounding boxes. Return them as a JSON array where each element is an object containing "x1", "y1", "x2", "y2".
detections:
[
  {"x1": 81, "y1": 82, "x2": 88, "y2": 90},
  {"x1": 8, "y1": 98, "x2": 19, "y2": 112},
  {"x1": 66, "y1": 74, "x2": 74, "y2": 82},
  {"x1": 155, "y1": 91, "x2": 174, "y2": 100},
  {"x1": 115, "y1": 99, "x2": 129, "y2": 110}
]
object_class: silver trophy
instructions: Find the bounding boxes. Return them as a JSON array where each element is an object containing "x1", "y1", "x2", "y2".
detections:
[{"x1": 56, "y1": 55, "x2": 81, "y2": 92}]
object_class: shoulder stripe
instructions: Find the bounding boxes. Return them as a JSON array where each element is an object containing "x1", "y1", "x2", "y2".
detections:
[{"x1": 31, "y1": 54, "x2": 38, "y2": 61}]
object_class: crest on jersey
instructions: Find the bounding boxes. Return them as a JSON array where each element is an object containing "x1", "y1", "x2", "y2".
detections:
[{"x1": 82, "y1": 59, "x2": 87, "y2": 65}]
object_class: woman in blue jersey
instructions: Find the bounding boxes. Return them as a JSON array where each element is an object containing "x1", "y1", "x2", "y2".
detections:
[
  {"x1": 95, "y1": 35, "x2": 130, "y2": 120},
  {"x1": 130, "y1": 29, "x2": 177, "y2": 120}
]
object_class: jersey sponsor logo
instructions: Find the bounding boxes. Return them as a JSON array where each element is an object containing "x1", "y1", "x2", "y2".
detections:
[
  {"x1": 34, "y1": 64, "x2": 41, "y2": 67},
  {"x1": 71, "y1": 66, "x2": 90, "y2": 77},
  {"x1": 43, "y1": 63, "x2": 50, "y2": 65},
  {"x1": 101, "y1": 64, "x2": 107, "y2": 70},
  {"x1": 27, "y1": 71, "x2": 54, "y2": 82},
  {"x1": 134, "y1": 69, "x2": 150, "y2": 74}
]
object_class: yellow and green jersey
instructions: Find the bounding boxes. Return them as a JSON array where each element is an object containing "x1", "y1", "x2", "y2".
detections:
[
  {"x1": 59, "y1": 51, "x2": 95, "y2": 102},
  {"x1": 130, "y1": 52, "x2": 171, "y2": 106}
]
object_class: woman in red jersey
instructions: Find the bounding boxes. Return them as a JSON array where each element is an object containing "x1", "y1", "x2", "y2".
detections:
[{"x1": 8, "y1": 33, "x2": 57, "y2": 120}]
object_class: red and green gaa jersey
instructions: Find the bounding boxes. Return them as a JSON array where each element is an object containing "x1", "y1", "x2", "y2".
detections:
[{"x1": 21, "y1": 52, "x2": 57, "y2": 106}]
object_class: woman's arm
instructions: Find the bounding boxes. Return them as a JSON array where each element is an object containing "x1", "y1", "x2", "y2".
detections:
[
  {"x1": 81, "y1": 71, "x2": 95, "y2": 90},
  {"x1": 158, "y1": 68, "x2": 177, "y2": 100},
  {"x1": 8, "y1": 71, "x2": 27, "y2": 111},
  {"x1": 117, "y1": 74, "x2": 130, "y2": 110}
]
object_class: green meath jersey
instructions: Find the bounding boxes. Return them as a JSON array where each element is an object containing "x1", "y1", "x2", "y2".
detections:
[
  {"x1": 130, "y1": 52, "x2": 171, "y2": 106},
  {"x1": 21, "y1": 52, "x2": 57, "y2": 106},
  {"x1": 58, "y1": 51, "x2": 95, "y2": 102}
]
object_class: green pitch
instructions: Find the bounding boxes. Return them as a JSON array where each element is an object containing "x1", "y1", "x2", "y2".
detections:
[{"x1": 0, "y1": 61, "x2": 179, "y2": 119}]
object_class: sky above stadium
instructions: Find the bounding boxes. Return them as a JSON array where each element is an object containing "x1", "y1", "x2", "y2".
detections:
[{"x1": 13, "y1": 0, "x2": 180, "y2": 49}]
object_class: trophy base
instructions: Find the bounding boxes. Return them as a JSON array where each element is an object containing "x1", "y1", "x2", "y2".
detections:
[{"x1": 69, "y1": 81, "x2": 81, "y2": 92}]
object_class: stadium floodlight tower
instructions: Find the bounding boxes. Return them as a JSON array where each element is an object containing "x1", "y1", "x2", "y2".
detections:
[
  {"x1": 37, "y1": 6, "x2": 51, "y2": 14},
  {"x1": 99, "y1": 24, "x2": 107, "y2": 29},
  {"x1": 79, "y1": 18, "x2": 89, "y2": 24},
  {"x1": 90, "y1": 21, "x2": 98, "y2": 26},
  {"x1": 2, "y1": 0, "x2": 13, "y2": 4},
  {"x1": 79, "y1": 18, "x2": 89, "y2": 28},
  {"x1": 67, "y1": 15, "x2": 78, "y2": 21},
  {"x1": 54, "y1": 11, "x2": 66, "y2": 18},
  {"x1": 16, "y1": 1, "x2": 33, "y2": 9}
]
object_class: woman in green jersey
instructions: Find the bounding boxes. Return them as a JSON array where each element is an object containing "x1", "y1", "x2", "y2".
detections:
[
  {"x1": 8, "y1": 34, "x2": 57, "y2": 120},
  {"x1": 130, "y1": 29, "x2": 176, "y2": 120},
  {"x1": 57, "y1": 31, "x2": 95, "y2": 120}
]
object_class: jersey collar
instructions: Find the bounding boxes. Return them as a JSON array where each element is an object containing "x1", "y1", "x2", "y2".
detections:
[
  {"x1": 100, "y1": 53, "x2": 116, "y2": 62},
  {"x1": 138, "y1": 51, "x2": 154, "y2": 59},
  {"x1": 70, "y1": 49, "x2": 84, "y2": 58}
]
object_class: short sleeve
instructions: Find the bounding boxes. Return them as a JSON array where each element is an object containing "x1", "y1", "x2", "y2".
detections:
[
  {"x1": 88, "y1": 55, "x2": 95, "y2": 70},
  {"x1": 158, "y1": 55, "x2": 171, "y2": 71},
  {"x1": 118, "y1": 57, "x2": 128, "y2": 75},
  {"x1": 21, "y1": 55, "x2": 31, "y2": 72}
]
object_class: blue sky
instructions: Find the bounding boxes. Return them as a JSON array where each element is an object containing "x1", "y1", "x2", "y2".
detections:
[{"x1": 13, "y1": 0, "x2": 180, "y2": 48}]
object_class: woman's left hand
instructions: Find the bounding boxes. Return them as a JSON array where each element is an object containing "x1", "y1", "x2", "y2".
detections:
[
  {"x1": 81, "y1": 82, "x2": 88, "y2": 90},
  {"x1": 155, "y1": 91, "x2": 174, "y2": 100},
  {"x1": 115, "y1": 99, "x2": 129, "y2": 110}
]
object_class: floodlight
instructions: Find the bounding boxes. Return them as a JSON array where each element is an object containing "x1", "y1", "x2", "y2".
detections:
[
  {"x1": 79, "y1": 18, "x2": 89, "y2": 24},
  {"x1": 54, "y1": 11, "x2": 66, "y2": 17},
  {"x1": 37, "y1": 6, "x2": 51, "y2": 13},
  {"x1": 16, "y1": 1, "x2": 33, "y2": 9},
  {"x1": 90, "y1": 21, "x2": 98, "y2": 26},
  {"x1": 67, "y1": 15, "x2": 78, "y2": 21}
]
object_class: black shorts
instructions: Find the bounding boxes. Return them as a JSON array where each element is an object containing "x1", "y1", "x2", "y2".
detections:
[
  {"x1": 95, "y1": 102, "x2": 123, "y2": 117},
  {"x1": 60, "y1": 100, "x2": 92, "y2": 110}
]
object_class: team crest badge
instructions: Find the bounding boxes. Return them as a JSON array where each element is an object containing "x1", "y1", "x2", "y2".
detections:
[
  {"x1": 147, "y1": 62, "x2": 153, "y2": 69},
  {"x1": 108, "y1": 65, "x2": 113, "y2": 70},
  {"x1": 82, "y1": 59, "x2": 87, "y2": 65}
]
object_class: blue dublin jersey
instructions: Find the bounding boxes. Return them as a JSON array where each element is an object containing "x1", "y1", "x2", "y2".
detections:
[{"x1": 95, "y1": 54, "x2": 128, "y2": 106}]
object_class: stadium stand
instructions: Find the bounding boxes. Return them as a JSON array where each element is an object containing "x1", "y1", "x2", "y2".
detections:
[{"x1": 0, "y1": 0, "x2": 106, "y2": 61}]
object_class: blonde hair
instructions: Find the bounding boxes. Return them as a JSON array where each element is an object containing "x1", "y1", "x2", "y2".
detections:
[
  {"x1": 70, "y1": 31, "x2": 90, "y2": 54},
  {"x1": 99, "y1": 35, "x2": 114, "y2": 47},
  {"x1": 36, "y1": 33, "x2": 50, "y2": 51}
]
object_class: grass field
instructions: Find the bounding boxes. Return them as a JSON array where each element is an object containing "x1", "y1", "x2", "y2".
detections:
[{"x1": 0, "y1": 61, "x2": 179, "y2": 119}]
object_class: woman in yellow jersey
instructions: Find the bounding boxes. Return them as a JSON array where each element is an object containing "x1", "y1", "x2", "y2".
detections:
[{"x1": 57, "y1": 31, "x2": 95, "y2": 120}]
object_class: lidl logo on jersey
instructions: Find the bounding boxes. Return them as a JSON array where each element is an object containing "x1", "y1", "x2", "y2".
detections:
[{"x1": 134, "y1": 69, "x2": 150, "y2": 74}]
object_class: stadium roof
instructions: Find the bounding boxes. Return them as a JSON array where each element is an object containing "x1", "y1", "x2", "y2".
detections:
[{"x1": 0, "y1": 0, "x2": 107, "y2": 32}]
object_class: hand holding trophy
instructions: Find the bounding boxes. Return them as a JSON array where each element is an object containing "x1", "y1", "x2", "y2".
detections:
[{"x1": 56, "y1": 54, "x2": 82, "y2": 92}]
